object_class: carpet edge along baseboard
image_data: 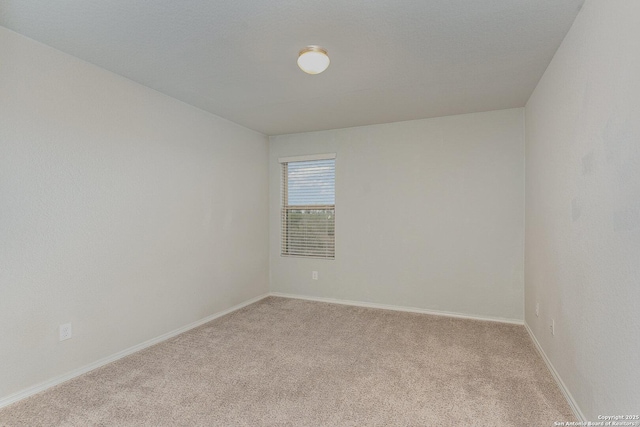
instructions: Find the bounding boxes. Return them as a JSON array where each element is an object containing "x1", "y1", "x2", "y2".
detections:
[{"x1": 0, "y1": 293, "x2": 270, "y2": 409}]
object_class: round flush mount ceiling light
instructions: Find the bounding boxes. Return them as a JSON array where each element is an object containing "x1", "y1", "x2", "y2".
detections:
[{"x1": 297, "y1": 46, "x2": 330, "y2": 74}]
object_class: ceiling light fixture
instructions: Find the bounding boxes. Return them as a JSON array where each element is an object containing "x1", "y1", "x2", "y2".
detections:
[{"x1": 297, "y1": 46, "x2": 330, "y2": 75}]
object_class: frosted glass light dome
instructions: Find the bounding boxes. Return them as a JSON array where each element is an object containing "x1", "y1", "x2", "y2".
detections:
[{"x1": 297, "y1": 46, "x2": 330, "y2": 74}]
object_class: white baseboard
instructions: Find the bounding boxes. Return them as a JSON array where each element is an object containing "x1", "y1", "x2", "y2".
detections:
[
  {"x1": 524, "y1": 322, "x2": 586, "y2": 422},
  {"x1": 270, "y1": 292, "x2": 524, "y2": 325},
  {"x1": 0, "y1": 293, "x2": 270, "y2": 410}
]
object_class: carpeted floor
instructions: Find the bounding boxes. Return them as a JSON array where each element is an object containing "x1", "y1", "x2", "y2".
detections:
[{"x1": 0, "y1": 297, "x2": 574, "y2": 426}]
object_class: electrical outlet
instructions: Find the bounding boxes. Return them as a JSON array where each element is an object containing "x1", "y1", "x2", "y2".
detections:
[
  {"x1": 59, "y1": 323, "x2": 72, "y2": 341},
  {"x1": 550, "y1": 319, "x2": 555, "y2": 336},
  {"x1": 535, "y1": 303, "x2": 539, "y2": 317},
  {"x1": 312, "y1": 271, "x2": 318, "y2": 280}
]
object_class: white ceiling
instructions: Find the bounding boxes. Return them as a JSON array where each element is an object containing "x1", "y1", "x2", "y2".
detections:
[{"x1": 0, "y1": 0, "x2": 584, "y2": 135}]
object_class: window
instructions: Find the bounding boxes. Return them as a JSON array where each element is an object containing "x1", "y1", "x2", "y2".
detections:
[{"x1": 280, "y1": 154, "x2": 336, "y2": 259}]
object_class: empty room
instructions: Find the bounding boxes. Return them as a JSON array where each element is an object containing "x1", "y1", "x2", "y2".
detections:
[{"x1": 1, "y1": 0, "x2": 638, "y2": 425}]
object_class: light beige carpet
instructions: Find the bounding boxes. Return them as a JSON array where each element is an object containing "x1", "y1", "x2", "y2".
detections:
[{"x1": 0, "y1": 297, "x2": 574, "y2": 426}]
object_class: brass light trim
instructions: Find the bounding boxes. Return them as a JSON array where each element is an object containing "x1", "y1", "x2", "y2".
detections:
[{"x1": 299, "y1": 45, "x2": 328, "y2": 57}]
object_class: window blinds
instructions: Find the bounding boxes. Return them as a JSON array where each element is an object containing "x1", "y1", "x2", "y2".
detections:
[{"x1": 281, "y1": 157, "x2": 335, "y2": 259}]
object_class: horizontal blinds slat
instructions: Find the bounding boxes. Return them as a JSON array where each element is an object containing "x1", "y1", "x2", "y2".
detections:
[
  {"x1": 282, "y1": 234, "x2": 334, "y2": 237},
  {"x1": 281, "y1": 231, "x2": 334, "y2": 233},
  {"x1": 280, "y1": 232, "x2": 334, "y2": 235},
  {"x1": 278, "y1": 153, "x2": 336, "y2": 163},
  {"x1": 281, "y1": 241, "x2": 334, "y2": 244}
]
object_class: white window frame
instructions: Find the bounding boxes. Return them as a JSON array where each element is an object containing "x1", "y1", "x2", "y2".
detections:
[{"x1": 279, "y1": 154, "x2": 336, "y2": 260}]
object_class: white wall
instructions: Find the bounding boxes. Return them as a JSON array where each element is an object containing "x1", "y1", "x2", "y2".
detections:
[
  {"x1": 525, "y1": 0, "x2": 640, "y2": 419},
  {"x1": 269, "y1": 109, "x2": 525, "y2": 321},
  {"x1": 0, "y1": 27, "x2": 269, "y2": 400}
]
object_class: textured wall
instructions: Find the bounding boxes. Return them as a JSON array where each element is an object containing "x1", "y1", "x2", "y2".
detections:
[
  {"x1": 270, "y1": 109, "x2": 525, "y2": 321},
  {"x1": 525, "y1": 0, "x2": 640, "y2": 418},
  {"x1": 0, "y1": 27, "x2": 269, "y2": 399}
]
